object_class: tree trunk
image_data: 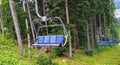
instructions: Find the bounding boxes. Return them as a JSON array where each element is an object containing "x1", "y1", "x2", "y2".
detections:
[
  {"x1": 23, "y1": 0, "x2": 31, "y2": 57},
  {"x1": 26, "y1": 0, "x2": 35, "y2": 43},
  {"x1": 90, "y1": 17, "x2": 94, "y2": 49},
  {"x1": 87, "y1": 22, "x2": 91, "y2": 51},
  {"x1": 42, "y1": 0, "x2": 48, "y2": 34},
  {"x1": 103, "y1": 12, "x2": 107, "y2": 40},
  {"x1": 93, "y1": 15, "x2": 97, "y2": 47},
  {"x1": 76, "y1": 34, "x2": 80, "y2": 49},
  {"x1": 99, "y1": 14, "x2": 102, "y2": 40},
  {"x1": 0, "y1": 0, "x2": 4, "y2": 37},
  {"x1": 26, "y1": 0, "x2": 37, "y2": 55},
  {"x1": 65, "y1": 0, "x2": 72, "y2": 57},
  {"x1": 0, "y1": 9, "x2": 4, "y2": 37},
  {"x1": 9, "y1": 0, "x2": 24, "y2": 56},
  {"x1": 42, "y1": 0, "x2": 50, "y2": 52},
  {"x1": 73, "y1": 34, "x2": 76, "y2": 52}
]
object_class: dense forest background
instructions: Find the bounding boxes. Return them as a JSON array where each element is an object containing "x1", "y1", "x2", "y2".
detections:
[{"x1": 0, "y1": 0, "x2": 119, "y2": 57}]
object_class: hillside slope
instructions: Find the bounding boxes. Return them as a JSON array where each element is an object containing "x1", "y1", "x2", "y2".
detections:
[
  {"x1": 0, "y1": 36, "x2": 36, "y2": 65},
  {"x1": 54, "y1": 46, "x2": 120, "y2": 65},
  {"x1": 0, "y1": 35, "x2": 120, "y2": 65}
]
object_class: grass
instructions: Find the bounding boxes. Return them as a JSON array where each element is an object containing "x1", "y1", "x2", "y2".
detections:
[
  {"x1": 0, "y1": 36, "x2": 36, "y2": 65},
  {"x1": 0, "y1": 35, "x2": 120, "y2": 65},
  {"x1": 54, "y1": 46, "x2": 120, "y2": 65}
]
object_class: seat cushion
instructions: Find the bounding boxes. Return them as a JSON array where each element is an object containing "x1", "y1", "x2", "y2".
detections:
[
  {"x1": 50, "y1": 35, "x2": 56, "y2": 44},
  {"x1": 37, "y1": 36, "x2": 44, "y2": 44},
  {"x1": 32, "y1": 35, "x2": 65, "y2": 46},
  {"x1": 56, "y1": 35, "x2": 64, "y2": 44},
  {"x1": 44, "y1": 36, "x2": 50, "y2": 44}
]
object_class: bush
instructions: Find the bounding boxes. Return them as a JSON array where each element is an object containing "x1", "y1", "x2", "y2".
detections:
[
  {"x1": 54, "y1": 47, "x2": 67, "y2": 56},
  {"x1": 50, "y1": 47, "x2": 67, "y2": 58},
  {"x1": 36, "y1": 52, "x2": 58, "y2": 65},
  {"x1": 50, "y1": 48, "x2": 57, "y2": 59},
  {"x1": 85, "y1": 50, "x2": 93, "y2": 56}
]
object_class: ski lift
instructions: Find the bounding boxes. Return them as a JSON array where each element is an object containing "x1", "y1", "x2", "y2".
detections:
[
  {"x1": 32, "y1": 0, "x2": 68, "y2": 47},
  {"x1": 97, "y1": 27, "x2": 119, "y2": 46}
]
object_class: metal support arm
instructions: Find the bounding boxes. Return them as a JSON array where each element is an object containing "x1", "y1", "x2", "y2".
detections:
[{"x1": 34, "y1": 0, "x2": 48, "y2": 21}]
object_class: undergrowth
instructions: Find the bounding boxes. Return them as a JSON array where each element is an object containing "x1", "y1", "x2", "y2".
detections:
[
  {"x1": 0, "y1": 35, "x2": 36, "y2": 65},
  {"x1": 54, "y1": 45, "x2": 120, "y2": 65},
  {"x1": 0, "y1": 34, "x2": 120, "y2": 65}
]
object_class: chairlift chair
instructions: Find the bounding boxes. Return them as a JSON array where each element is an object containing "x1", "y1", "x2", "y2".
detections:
[{"x1": 32, "y1": 0, "x2": 68, "y2": 47}]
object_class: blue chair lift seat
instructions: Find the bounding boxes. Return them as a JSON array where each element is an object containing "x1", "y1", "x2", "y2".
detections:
[
  {"x1": 32, "y1": 35, "x2": 65, "y2": 46},
  {"x1": 111, "y1": 41, "x2": 119, "y2": 44},
  {"x1": 97, "y1": 41, "x2": 111, "y2": 45}
]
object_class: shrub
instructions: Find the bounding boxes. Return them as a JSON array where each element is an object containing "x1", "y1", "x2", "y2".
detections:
[
  {"x1": 54, "y1": 47, "x2": 67, "y2": 56},
  {"x1": 49, "y1": 47, "x2": 67, "y2": 59},
  {"x1": 36, "y1": 52, "x2": 58, "y2": 65},
  {"x1": 50, "y1": 48, "x2": 57, "y2": 59}
]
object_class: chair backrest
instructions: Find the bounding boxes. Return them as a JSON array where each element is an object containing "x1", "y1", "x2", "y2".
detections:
[
  {"x1": 37, "y1": 35, "x2": 64, "y2": 44},
  {"x1": 111, "y1": 41, "x2": 119, "y2": 44},
  {"x1": 97, "y1": 41, "x2": 111, "y2": 45},
  {"x1": 56, "y1": 35, "x2": 64, "y2": 44},
  {"x1": 44, "y1": 36, "x2": 50, "y2": 44},
  {"x1": 50, "y1": 35, "x2": 56, "y2": 43},
  {"x1": 37, "y1": 36, "x2": 44, "y2": 44}
]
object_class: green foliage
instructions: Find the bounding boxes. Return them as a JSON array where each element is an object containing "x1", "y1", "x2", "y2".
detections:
[
  {"x1": 1, "y1": 0, "x2": 14, "y2": 38},
  {"x1": 0, "y1": 35, "x2": 36, "y2": 65},
  {"x1": 85, "y1": 50, "x2": 93, "y2": 56},
  {"x1": 54, "y1": 47, "x2": 67, "y2": 56},
  {"x1": 14, "y1": 2, "x2": 29, "y2": 39},
  {"x1": 50, "y1": 47, "x2": 68, "y2": 59},
  {"x1": 36, "y1": 52, "x2": 51, "y2": 65},
  {"x1": 49, "y1": 0, "x2": 65, "y2": 17},
  {"x1": 68, "y1": 0, "x2": 116, "y2": 49},
  {"x1": 1, "y1": 0, "x2": 28, "y2": 39},
  {"x1": 55, "y1": 45, "x2": 120, "y2": 65},
  {"x1": 50, "y1": 48, "x2": 57, "y2": 59},
  {"x1": 36, "y1": 52, "x2": 58, "y2": 65},
  {"x1": 1, "y1": 0, "x2": 117, "y2": 57}
]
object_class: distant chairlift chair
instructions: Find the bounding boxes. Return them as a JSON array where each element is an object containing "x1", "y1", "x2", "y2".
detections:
[
  {"x1": 97, "y1": 41, "x2": 119, "y2": 46},
  {"x1": 97, "y1": 41, "x2": 111, "y2": 46}
]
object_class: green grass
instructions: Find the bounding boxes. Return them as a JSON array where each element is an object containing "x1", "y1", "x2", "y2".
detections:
[
  {"x1": 0, "y1": 36, "x2": 36, "y2": 65},
  {"x1": 0, "y1": 35, "x2": 120, "y2": 65},
  {"x1": 54, "y1": 46, "x2": 120, "y2": 65}
]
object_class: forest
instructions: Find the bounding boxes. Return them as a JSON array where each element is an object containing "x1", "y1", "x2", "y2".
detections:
[{"x1": 0, "y1": 0, "x2": 120, "y2": 65}]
